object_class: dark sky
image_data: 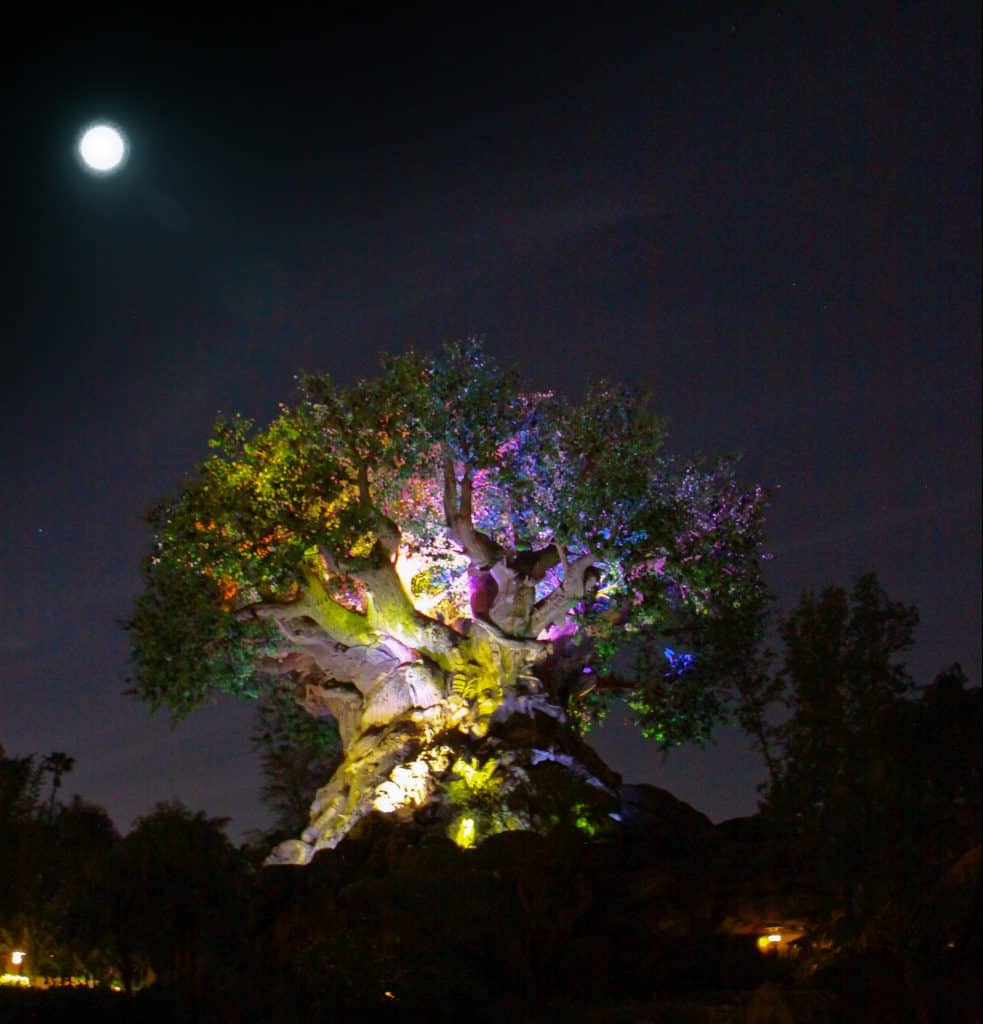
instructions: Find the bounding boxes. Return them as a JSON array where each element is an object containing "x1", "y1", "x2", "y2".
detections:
[{"x1": 3, "y1": 5, "x2": 979, "y2": 839}]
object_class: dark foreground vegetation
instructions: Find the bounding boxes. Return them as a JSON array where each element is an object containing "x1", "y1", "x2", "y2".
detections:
[
  {"x1": 0, "y1": 797, "x2": 978, "y2": 1023},
  {"x1": 3, "y1": 576, "x2": 979, "y2": 1022}
]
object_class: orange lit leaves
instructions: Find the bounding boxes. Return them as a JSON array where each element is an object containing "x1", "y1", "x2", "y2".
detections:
[{"x1": 217, "y1": 578, "x2": 239, "y2": 609}]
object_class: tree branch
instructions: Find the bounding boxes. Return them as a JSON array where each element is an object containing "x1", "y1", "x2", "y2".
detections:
[
  {"x1": 247, "y1": 567, "x2": 375, "y2": 649},
  {"x1": 356, "y1": 461, "x2": 372, "y2": 510},
  {"x1": 442, "y1": 452, "x2": 458, "y2": 527},
  {"x1": 254, "y1": 534, "x2": 458, "y2": 663},
  {"x1": 529, "y1": 551, "x2": 598, "y2": 636},
  {"x1": 360, "y1": 558, "x2": 461, "y2": 660},
  {"x1": 508, "y1": 543, "x2": 562, "y2": 580},
  {"x1": 441, "y1": 454, "x2": 504, "y2": 568}
]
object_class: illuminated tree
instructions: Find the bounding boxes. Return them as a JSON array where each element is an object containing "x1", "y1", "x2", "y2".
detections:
[{"x1": 128, "y1": 341, "x2": 768, "y2": 863}]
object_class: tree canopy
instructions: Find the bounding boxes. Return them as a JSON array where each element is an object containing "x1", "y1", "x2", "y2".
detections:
[
  {"x1": 130, "y1": 341, "x2": 767, "y2": 739},
  {"x1": 128, "y1": 341, "x2": 770, "y2": 857}
]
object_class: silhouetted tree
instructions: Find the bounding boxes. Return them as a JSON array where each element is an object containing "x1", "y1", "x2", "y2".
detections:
[
  {"x1": 0, "y1": 745, "x2": 42, "y2": 824},
  {"x1": 0, "y1": 746, "x2": 43, "y2": 960},
  {"x1": 0, "y1": 746, "x2": 91, "y2": 978},
  {"x1": 736, "y1": 573, "x2": 980, "y2": 944},
  {"x1": 109, "y1": 801, "x2": 250, "y2": 998},
  {"x1": 39, "y1": 797, "x2": 120, "y2": 982},
  {"x1": 40, "y1": 751, "x2": 75, "y2": 821}
]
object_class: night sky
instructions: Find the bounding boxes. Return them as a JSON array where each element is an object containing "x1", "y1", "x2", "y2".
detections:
[{"x1": 3, "y1": 6, "x2": 979, "y2": 840}]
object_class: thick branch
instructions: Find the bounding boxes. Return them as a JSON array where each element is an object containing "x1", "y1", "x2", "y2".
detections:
[
  {"x1": 256, "y1": 650, "x2": 313, "y2": 677},
  {"x1": 265, "y1": 615, "x2": 429, "y2": 705},
  {"x1": 442, "y1": 454, "x2": 503, "y2": 568},
  {"x1": 529, "y1": 551, "x2": 598, "y2": 636},
  {"x1": 509, "y1": 543, "x2": 562, "y2": 580},
  {"x1": 360, "y1": 557, "x2": 461, "y2": 660},
  {"x1": 247, "y1": 567, "x2": 375, "y2": 649},
  {"x1": 442, "y1": 453, "x2": 458, "y2": 528},
  {"x1": 295, "y1": 536, "x2": 459, "y2": 661},
  {"x1": 356, "y1": 461, "x2": 372, "y2": 510},
  {"x1": 297, "y1": 680, "x2": 364, "y2": 745},
  {"x1": 486, "y1": 563, "x2": 537, "y2": 637},
  {"x1": 300, "y1": 566, "x2": 377, "y2": 645},
  {"x1": 372, "y1": 517, "x2": 402, "y2": 562}
]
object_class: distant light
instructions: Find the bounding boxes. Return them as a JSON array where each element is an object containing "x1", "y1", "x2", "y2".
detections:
[
  {"x1": 77, "y1": 122, "x2": 127, "y2": 173},
  {"x1": 10, "y1": 952, "x2": 25, "y2": 966},
  {"x1": 756, "y1": 933, "x2": 783, "y2": 952}
]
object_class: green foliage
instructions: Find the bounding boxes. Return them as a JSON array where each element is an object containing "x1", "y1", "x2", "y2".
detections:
[
  {"x1": 566, "y1": 689, "x2": 611, "y2": 735},
  {"x1": 445, "y1": 756, "x2": 501, "y2": 807},
  {"x1": 418, "y1": 337, "x2": 520, "y2": 468},
  {"x1": 127, "y1": 561, "x2": 276, "y2": 718},
  {"x1": 603, "y1": 458, "x2": 772, "y2": 746},
  {"x1": 571, "y1": 802, "x2": 600, "y2": 837},
  {"x1": 128, "y1": 339, "x2": 769, "y2": 750},
  {"x1": 444, "y1": 756, "x2": 524, "y2": 848}
]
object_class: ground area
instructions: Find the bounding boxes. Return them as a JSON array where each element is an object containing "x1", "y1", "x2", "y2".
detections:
[{"x1": 2, "y1": 789, "x2": 978, "y2": 1023}]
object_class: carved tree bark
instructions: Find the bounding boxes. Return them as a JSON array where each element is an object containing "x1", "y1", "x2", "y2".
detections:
[{"x1": 259, "y1": 461, "x2": 617, "y2": 865}]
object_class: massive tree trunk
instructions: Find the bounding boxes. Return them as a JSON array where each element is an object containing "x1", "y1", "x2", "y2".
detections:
[
  {"x1": 260, "y1": 518, "x2": 618, "y2": 864},
  {"x1": 248, "y1": 458, "x2": 624, "y2": 865},
  {"x1": 265, "y1": 613, "x2": 619, "y2": 865}
]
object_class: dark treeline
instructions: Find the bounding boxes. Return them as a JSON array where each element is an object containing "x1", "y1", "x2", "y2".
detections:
[{"x1": 1, "y1": 574, "x2": 979, "y2": 1022}]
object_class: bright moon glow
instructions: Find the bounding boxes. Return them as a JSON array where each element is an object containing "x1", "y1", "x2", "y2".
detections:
[{"x1": 77, "y1": 123, "x2": 127, "y2": 173}]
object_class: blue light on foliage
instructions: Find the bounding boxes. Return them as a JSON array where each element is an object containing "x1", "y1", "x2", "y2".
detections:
[{"x1": 663, "y1": 647, "x2": 695, "y2": 676}]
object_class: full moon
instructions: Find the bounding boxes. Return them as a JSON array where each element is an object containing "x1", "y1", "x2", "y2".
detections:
[{"x1": 77, "y1": 123, "x2": 127, "y2": 173}]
